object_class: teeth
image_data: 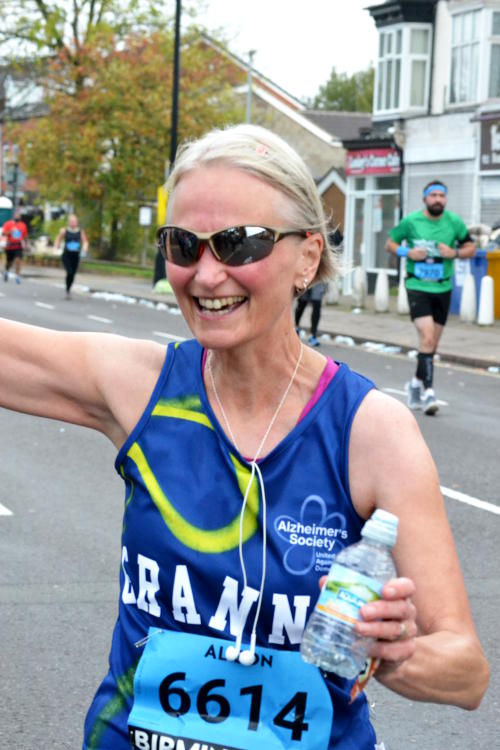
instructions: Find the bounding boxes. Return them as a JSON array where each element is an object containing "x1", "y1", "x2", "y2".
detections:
[{"x1": 198, "y1": 296, "x2": 245, "y2": 310}]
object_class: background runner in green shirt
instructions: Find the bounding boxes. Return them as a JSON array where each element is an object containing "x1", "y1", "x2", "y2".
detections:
[{"x1": 386, "y1": 180, "x2": 475, "y2": 415}]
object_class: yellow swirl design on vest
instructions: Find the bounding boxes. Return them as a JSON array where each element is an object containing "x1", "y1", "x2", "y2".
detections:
[{"x1": 126, "y1": 442, "x2": 259, "y2": 552}]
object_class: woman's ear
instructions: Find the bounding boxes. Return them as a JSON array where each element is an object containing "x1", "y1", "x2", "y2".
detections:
[{"x1": 295, "y1": 232, "x2": 323, "y2": 288}]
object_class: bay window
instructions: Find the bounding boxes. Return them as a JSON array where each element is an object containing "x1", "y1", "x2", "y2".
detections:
[{"x1": 375, "y1": 25, "x2": 431, "y2": 115}]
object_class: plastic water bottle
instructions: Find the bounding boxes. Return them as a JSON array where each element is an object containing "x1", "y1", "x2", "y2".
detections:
[{"x1": 300, "y1": 509, "x2": 398, "y2": 678}]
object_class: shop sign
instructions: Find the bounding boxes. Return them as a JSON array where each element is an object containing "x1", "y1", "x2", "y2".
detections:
[
  {"x1": 346, "y1": 148, "x2": 401, "y2": 176},
  {"x1": 480, "y1": 116, "x2": 500, "y2": 171}
]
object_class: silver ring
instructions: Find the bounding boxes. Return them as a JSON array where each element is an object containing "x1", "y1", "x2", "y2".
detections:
[{"x1": 397, "y1": 622, "x2": 407, "y2": 641}]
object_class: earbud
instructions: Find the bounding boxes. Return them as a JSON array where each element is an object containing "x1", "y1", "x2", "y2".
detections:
[
  {"x1": 225, "y1": 633, "x2": 256, "y2": 666},
  {"x1": 225, "y1": 645, "x2": 240, "y2": 662},
  {"x1": 238, "y1": 649, "x2": 255, "y2": 666}
]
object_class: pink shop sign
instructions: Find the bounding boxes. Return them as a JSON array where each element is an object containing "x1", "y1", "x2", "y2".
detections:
[{"x1": 346, "y1": 148, "x2": 401, "y2": 176}]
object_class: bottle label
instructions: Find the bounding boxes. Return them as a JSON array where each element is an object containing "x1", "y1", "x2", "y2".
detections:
[{"x1": 315, "y1": 563, "x2": 383, "y2": 625}]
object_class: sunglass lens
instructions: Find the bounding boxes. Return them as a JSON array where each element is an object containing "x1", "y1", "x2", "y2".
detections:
[
  {"x1": 167, "y1": 228, "x2": 199, "y2": 266},
  {"x1": 215, "y1": 227, "x2": 275, "y2": 266}
]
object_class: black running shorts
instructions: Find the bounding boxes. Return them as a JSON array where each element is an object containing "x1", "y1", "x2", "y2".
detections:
[{"x1": 406, "y1": 288, "x2": 452, "y2": 325}]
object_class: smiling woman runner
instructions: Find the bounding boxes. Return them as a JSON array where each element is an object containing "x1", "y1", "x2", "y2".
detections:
[{"x1": 0, "y1": 124, "x2": 489, "y2": 750}]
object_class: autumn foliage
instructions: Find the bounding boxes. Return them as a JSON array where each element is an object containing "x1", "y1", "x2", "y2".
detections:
[{"x1": 10, "y1": 28, "x2": 242, "y2": 257}]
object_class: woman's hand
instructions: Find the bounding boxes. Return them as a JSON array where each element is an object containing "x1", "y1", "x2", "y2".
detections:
[
  {"x1": 356, "y1": 577, "x2": 417, "y2": 674},
  {"x1": 318, "y1": 575, "x2": 417, "y2": 674}
]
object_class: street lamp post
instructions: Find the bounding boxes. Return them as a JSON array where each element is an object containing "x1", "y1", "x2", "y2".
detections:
[
  {"x1": 246, "y1": 50, "x2": 256, "y2": 124},
  {"x1": 10, "y1": 144, "x2": 19, "y2": 211},
  {"x1": 170, "y1": 0, "x2": 182, "y2": 167}
]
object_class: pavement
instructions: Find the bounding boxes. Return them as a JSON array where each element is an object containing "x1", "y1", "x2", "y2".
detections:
[{"x1": 19, "y1": 263, "x2": 500, "y2": 371}]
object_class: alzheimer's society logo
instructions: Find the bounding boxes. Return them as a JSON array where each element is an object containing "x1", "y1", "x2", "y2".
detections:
[{"x1": 274, "y1": 495, "x2": 348, "y2": 576}]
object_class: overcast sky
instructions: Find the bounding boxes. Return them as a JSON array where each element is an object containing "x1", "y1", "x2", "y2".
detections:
[{"x1": 192, "y1": 0, "x2": 384, "y2": 101}]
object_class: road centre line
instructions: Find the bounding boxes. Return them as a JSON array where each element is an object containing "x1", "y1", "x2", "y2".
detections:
[
  {"x1": 87, "y1": 314, "x2": 113, "y2": 324},
  {"x1": 35, "y1": 301, "x2": 55, "y2": 310},
  {"x1": 152, "y1": 331, "x2": 186, "y2": 342},
  {"x1": 0, "y1": 502, "x2": 13, "y2": 516},
  {"x1": 441, "y1": 486, "x2": 500, "y2": 515}
]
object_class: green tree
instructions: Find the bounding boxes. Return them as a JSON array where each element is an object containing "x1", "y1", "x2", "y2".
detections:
[
  {"x1": 311, "y1": 65, "x2": 374, "y2": 112},
  {"x1": 3, "y1": 3, "x2": 243, "y2": 258}
]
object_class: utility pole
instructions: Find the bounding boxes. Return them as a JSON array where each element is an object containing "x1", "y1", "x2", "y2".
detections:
[
  {"x1": 246, "y1": 50, "x2": 256, "y2": 124},
  {"x1": 170, "y1": 0, "x2": 182, "y2": 167}
]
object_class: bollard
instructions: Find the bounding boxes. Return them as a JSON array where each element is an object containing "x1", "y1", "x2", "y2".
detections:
[
  {"x1": 351, "y1": 266, "x2": 367, "y2": 308},
  {"x1": 459, "y1": 274, "x2": 476, "y2": 323},
  {"x1": 325, "y1": 277, "x2": 339, "y2": 305},
  {"x1": 397, "y1": 257, "x2": 409, "y2": 314},
  {"x1": 374, "y1": 270, "x2": 389, "y2": 312},
  {"x1": 477, "y1": 275, "x2": 494, "y2": 326}
]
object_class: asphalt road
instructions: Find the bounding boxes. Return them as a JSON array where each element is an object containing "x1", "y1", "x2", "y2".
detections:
[{"x1": 0, "y1": 275, "x2": 498, "y2": 749}]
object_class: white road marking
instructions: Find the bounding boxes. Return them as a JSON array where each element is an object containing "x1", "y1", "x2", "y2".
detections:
[
  {"x1": 382, "y1": 387, "x2": 448, "y2": 406},
  {"x1": 87, "y1": 315, "x2": 113, "y2": 324},
  {"x1": 152, "y1": 331, "x2": 186, "y2": 342},
  {"x1": 35, "y1": 301, "x2": 55, "y2": 310},
  {"x1": 441, "y1": 486, "x2": 500, "y2": 515},
  {"x1": 0, "y1": 502, "x2": 13, "y2": 516}
]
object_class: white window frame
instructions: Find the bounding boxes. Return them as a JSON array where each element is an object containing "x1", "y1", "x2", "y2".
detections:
[
  {"x1": 448, "y1": 7, "x2": 484, "y2": 106},
  {"x1": 374, "y1": 23, "x2": 432, "y2": 117},
  {"x1": 487, "y1": 8, "x2": 500, "y2": 100}
]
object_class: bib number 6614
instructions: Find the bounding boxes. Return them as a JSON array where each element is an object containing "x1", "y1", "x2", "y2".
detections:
[{"x1": 159, "y1": 671, "x2": 309, "y2": 742}]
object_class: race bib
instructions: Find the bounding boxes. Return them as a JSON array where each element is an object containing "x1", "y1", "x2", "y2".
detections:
[
  {"x1": 413, "y1": 261, "x2": 444, "y2": 281},
  {"x1": 128, "y1": 630, "x2": 333, "y2": 750},
  {"x1": 11, "y1": 229, "x2": 22, "y2": 239},
  {"x1": 66, "y1": 240, "x2": 81, "y2": 251}
]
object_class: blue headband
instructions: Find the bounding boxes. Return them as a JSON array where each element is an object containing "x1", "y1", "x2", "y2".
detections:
[{"x1": 424, "y1": 183, "x2": 447, "y2": 197}]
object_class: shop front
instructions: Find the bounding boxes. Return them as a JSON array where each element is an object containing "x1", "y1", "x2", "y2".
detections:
[
  {"x1": 479, "y1": 111, "x2": 500, "y2": 229},
  {"x1": 343, "y1": 144, "x2": 401, "y2": 294}
]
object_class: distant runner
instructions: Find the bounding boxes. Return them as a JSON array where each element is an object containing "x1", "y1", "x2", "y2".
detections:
[
  {"x1": 55, "y1": 213, "x2": 89, "y2": 298},
  {"x1": 386, "y1": 180, "x2": 475, "y2": 414},
  {"x1": 2, "y1": 208, "x2": 28, "y2": 284}
]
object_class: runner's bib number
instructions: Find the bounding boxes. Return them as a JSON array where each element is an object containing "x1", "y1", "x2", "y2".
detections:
[
  {"x1": 128, "y1": 630, "x2": 333, "y2": 749},
  {"x1": 413, "y1": 261, "x2": 444, "y2": 281}
]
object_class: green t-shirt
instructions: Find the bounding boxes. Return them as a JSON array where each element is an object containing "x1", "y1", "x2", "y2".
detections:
[{"x1": 389, "y1": 209, "x2": 469, "y2": 293}]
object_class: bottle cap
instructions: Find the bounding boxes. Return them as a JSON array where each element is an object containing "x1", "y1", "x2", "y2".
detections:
[{"x1": 361, "y1": 509, "x2": 398, "y2": 547}]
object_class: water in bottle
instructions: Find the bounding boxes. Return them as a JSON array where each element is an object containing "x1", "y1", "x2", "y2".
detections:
[{"x1": 300, "y1": 509, "x2": 398, "y2": 678}]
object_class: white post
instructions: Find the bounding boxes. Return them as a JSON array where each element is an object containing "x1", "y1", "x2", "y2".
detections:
[
  {"x1": 397, "y1": 257, "x2": 409, "y2": 314},
  {"x1": 325, "y1": 277, "x2": 340, "y2": 305},
  {"x1": 459, "y1": 274, "x2": 476, "y2": 323},
  {"x1": 374, "y1": 270, "x2": 389, "y2": 312},
  {"x1": 351, "y1": 266, "x2": 366, "y2": 308},
  {"x1": 477, "y1": 276, "x2": 494, "y2": 326}
]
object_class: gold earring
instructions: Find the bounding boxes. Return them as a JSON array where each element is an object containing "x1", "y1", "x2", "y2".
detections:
[{"x1": 303, "y1": 279, "x2": 308, "y2": 289}]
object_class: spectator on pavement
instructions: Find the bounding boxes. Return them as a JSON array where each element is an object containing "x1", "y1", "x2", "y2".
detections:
[
  {"x1": 386, "y1": 181, "x2": 475, "y2": 415},
  {"x1": 295, "y1": 282, "x2": 327, "y2": 346},
  {"x1": 0, "y1": 128, "x2": 489, "y2": 749},
  {"x1": 295, "y1": 228, "x2": 343, "y2": 347}
]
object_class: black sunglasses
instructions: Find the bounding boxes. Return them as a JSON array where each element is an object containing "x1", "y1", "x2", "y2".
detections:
[{"x1": 156, "y1": 225, "x2": 308, "y2": 267}]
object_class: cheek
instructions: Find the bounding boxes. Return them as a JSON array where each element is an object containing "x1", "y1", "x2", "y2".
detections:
[{"x1": 165, "y1": 262, "x2": 194, "y2": 291}]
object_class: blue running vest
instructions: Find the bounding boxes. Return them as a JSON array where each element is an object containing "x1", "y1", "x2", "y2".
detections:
[{"x1": 83, "y1": 339, "x2": 377, "y2": 750}]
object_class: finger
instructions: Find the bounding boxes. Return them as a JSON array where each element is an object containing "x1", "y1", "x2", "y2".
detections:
[
  {"x1": 360, "y1": 596, "x2": 416, "y2": 624},
  {"x1": 381, "y1": 577, "x2": 416, "y2": 600}
]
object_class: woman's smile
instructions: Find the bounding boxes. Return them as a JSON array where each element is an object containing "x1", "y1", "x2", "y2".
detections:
[{"x1": 195, "y1": 294, "x2": 248, "y2": 315}]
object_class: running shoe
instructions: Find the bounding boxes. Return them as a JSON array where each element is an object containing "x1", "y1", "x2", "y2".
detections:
[
  {"x1": 3, "y1": 271, "x2": 8, "y2": 282},
  {"x1": 308, "y1": 335, "x2": 320, "y2": 347},
  {"x1": 423, "y1": 392, "x2": 439, "y2": 415},
  {"x1": 15, "y1": 275, "x2": 20, "y2": 284},
  {"x1": 407, "y1": 383, "x2": 422, "y2": 410}
]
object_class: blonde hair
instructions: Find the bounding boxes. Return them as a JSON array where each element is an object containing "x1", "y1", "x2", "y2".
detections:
[{"x1": 166, "y1": 124, "x2": 339, "y2": 284}]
